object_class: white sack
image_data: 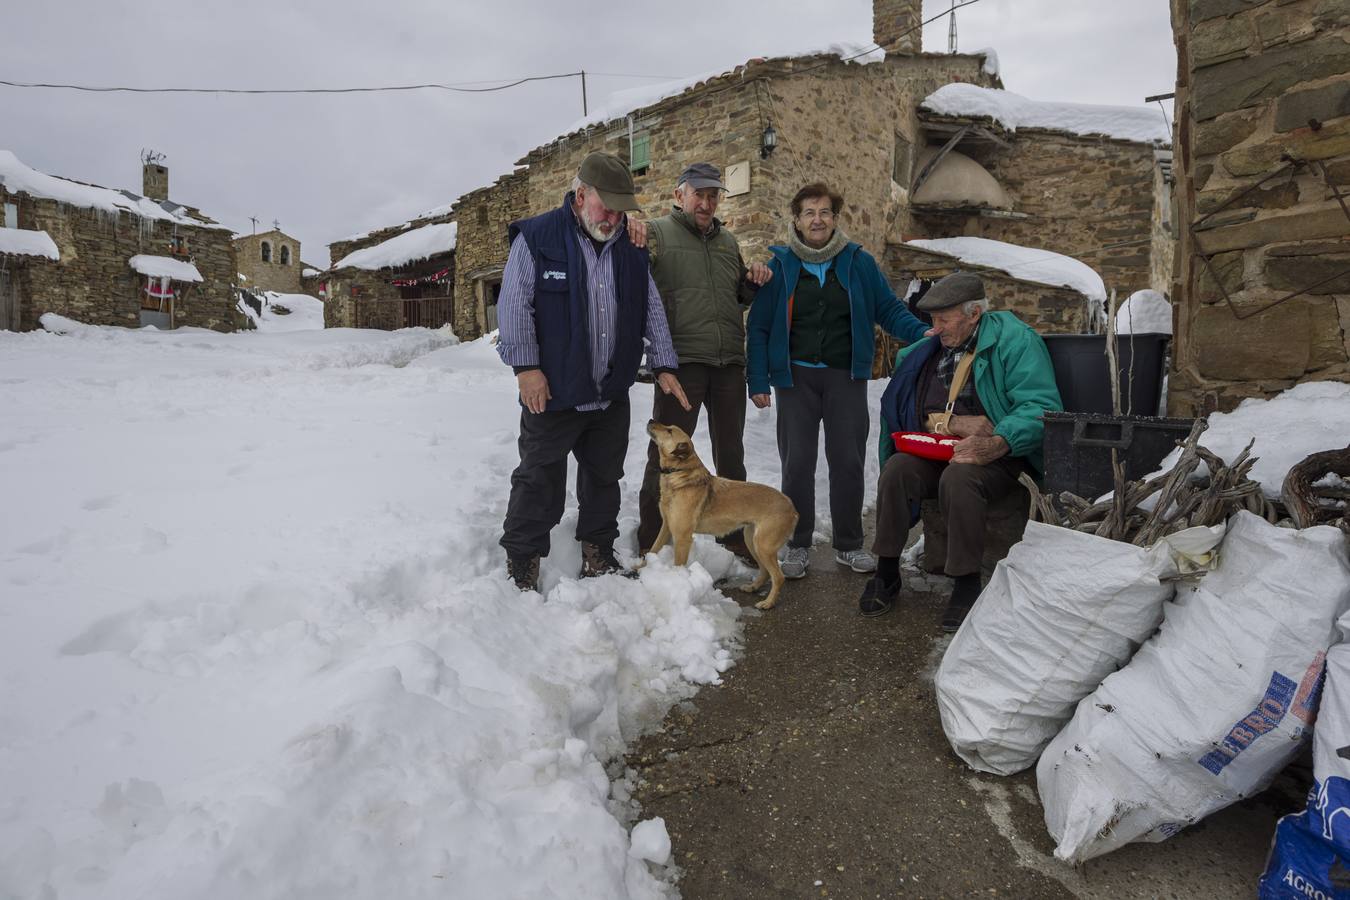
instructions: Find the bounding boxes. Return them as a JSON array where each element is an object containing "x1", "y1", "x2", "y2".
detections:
[
  {"x1": 1038, "y1": 511, "x2": 1350, "y2": 863},
  {"x1": 935, "y1": 520, "x2": 1222, "y2": 776}
]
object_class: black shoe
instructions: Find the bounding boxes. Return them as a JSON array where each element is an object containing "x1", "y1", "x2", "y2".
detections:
[
  {"x1": 940, "y1": 573, "x2": 981, "y2": 632},
  {"x1": 858, "y1": 575, "x2": 900, "y2": 617},
  {"x1": 581, "y1": 542, "x2": 635, "y2": 578},
  {"x1": 507, "y1": 555, "x2": 541, "y2": 592}
]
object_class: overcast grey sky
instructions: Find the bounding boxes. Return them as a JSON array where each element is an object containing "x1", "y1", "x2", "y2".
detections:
[{"x1": 2, "y1": 1, "x2": 1175, "y2": 267}]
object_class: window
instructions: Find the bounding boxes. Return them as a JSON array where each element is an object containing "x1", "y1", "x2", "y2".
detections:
[
  {"x1": 477, "y1": 206, "x2": 489, "y2": 226},
  {"x1": 261, "y1": 241, "x2": 272, "y2": 263},
  {"x1": 3, "y1": 202, "x2": 15, "y2": 229},
  {"x1": 280, "y1": 245, "x2": 291, "y2": 266},
  {"x1": 892, "y1": 132, "x2": 913, "y2": 186},
  {"x1": 629, "y1": 133, "x2": 651, "y2": 175},
  {"x1": 170, "y1": 234, "x2": 189, "y2": 256}
]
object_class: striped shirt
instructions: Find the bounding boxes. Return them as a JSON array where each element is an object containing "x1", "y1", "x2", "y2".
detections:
[{"x1": 496, "y1": 215, "x2": 678, "y2": 411}]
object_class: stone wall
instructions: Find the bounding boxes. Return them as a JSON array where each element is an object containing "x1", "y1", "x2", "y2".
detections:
[
  {"x1": 884, "y1": 243, "x2": 1097, "y2": 335},
  {"x1": 911, "y1": 128, "x2": 1162, "y2": 302},
  {"x1": 445, "y1": 51, "x2": 996, "y2": 343},
  {"x1": 1151, "y1": 151, "x2": 1178, "y2": 294},
  {"x1": 1169, "y1": 0, "x2": 1350, "y2": 414},
  {"x1": 451, "y1": 171, "x2": 528, "y2": 339},
  {"x1": 234, "y1": 229, "x2": 302, "y2": 294},
  {"x1": 1, "y1": 188, "x2": 241, "y2": 332}
]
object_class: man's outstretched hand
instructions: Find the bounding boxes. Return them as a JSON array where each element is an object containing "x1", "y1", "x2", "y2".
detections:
[{"x1": 657, "y1": 372, "x2": 692, "y2": 411}]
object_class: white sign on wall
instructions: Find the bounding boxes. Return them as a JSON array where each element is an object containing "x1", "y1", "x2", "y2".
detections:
[{"x1": 725, "y1": 160, "x2": 750, "y2": 197}]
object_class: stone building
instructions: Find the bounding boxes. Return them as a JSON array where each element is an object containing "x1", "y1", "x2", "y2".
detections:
[
  {"x1": 435, "y1": 0, "x2": 1172, "y2": 345},
  {"x1": 1168, "y1": 0, "x2": 1349, "y2": 414},
  {"x1": 234, "y1": 227, "x2": 303, "y2": 294},
  {"x1": 324, "y1": 209, "x2": 456, "y2": 330},
  {"x1": 0, "y1": 151, "x2": 241, "y2": 332}
]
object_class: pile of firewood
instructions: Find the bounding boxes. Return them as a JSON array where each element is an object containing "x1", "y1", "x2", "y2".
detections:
[{"x1": 1020, "y1": 419, "x2": 1281, "y2": 545}]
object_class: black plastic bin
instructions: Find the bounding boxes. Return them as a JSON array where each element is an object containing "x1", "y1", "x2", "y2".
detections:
[
  {"x1": 1041, "y1": 412, "x2": 1197, "y2": 501},
  {"x1": 1041, "y1": 333, "x2": 1171, "y2": 417}
]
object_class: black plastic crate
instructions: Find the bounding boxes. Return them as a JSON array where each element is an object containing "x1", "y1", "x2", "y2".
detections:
[
  {"x1": 1041, "y1": 412, "x2": 1197, "y2": 501},
  {"x1": 1041, "y1": 333, "x2": 1171, "y2": 417}
]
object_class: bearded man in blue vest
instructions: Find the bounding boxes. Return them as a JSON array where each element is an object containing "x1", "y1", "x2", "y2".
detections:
[{"x1": 496, "y1": 152, "x2": 690, "y2": 593}]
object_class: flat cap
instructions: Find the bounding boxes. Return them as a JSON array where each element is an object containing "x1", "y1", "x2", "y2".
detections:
[
  {"x1": 677, "y1": 162, "x2": 724, "y2": 190},
  {"x1": 578, "y1": 152, "x2": 640, "y2": 212},
  {"x1": 916, "y1": 272, "x2": 985, "y2": 311}
]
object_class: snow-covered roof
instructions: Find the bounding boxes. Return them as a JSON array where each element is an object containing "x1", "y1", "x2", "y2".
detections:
[
  {"x1": 903, "y1": 236, "x2": 1106, "y2": 302},
  {"x1": 129, "y1": 254, "x2": 204, "y2": 283},
  {"x1": 554, "y1": 41, "x2": 886, "y2": 140},
  {"x1": 302, "y1": 267, "x2": 322, "y2": 278},
  {"x1": 0, "y1": 228, "x2": 59, "y2": 260},
  {"x1": 333, "y1": 221, "x2": 457, "y2": 271},
  {"x1": 0, "y1": 150, "x2": 228, "y2": 229},
  {"x1": 920, "y1": 84, "x2": 1171, "y2": 145}
]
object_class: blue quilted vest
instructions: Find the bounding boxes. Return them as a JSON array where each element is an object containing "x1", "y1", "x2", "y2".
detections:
[{"x1": 509, "y1": 194, "x2": 649, "y2": 411}]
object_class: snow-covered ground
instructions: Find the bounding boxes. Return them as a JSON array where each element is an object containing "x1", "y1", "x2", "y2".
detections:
[
  {"x1": 237, "y1": 291, "x2": 327, "y2": 333},
  {"x1": 0, "y1": 318, "x2": 882, "y2": 899}
]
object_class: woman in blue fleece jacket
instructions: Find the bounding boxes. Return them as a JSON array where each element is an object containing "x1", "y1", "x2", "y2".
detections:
[{"x1": 746, "y1": 182, "x2": 929, "y2": 581}]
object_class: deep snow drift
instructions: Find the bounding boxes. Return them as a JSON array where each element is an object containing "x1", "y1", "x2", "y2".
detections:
[{"x1": 0, "y1": 319, "x2": 882, "y2": 899}]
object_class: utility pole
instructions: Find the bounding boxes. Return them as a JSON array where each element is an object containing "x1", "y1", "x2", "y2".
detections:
[
  {"x1": 948, "y1": 0, "x2": 958, "y2": 54},
  {"x1": 580, "y1": 70, "x2": 588, "y2": 116}
]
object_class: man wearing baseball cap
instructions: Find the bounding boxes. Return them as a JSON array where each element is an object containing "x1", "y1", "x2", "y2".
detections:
[
  {"x1": 497, "y1": 151, "x2": 691, "y2": 592},
  {"x1": 860, "y1": 271, "x2": 1062, "y2": 629},
  {"x1": 635, "y1": 162, "x2": 773, "y2": 561}
]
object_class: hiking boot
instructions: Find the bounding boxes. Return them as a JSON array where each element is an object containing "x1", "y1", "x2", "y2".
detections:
[
  {"x1": 581, "y1": 542, "x2": 632, "y2": 578},
  {"x1": 718, "y1": 530, "x2": 759, "y2": 567},
  {"x1": 858, "y1": 575, "x2": 900, "y2": 617},
  {"x1": 941, "y1": 573, "x2": 982, "y2": 632},
  {"x1": 834, "y1": 548, "x2": 877, "y2": 574},
  {"x1": 507, "y1": 555, "x2": 540, "y2": 593},
  {"x1": 780, "y1": 546, "x2": 810, "y2": 580}
]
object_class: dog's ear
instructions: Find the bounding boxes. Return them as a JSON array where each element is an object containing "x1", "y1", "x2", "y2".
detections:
[{"x1": 672, "y1": 441, "x2": 691, "y2": 460}]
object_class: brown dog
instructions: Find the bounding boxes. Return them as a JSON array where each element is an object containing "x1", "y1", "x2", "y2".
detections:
[{"x1": 644, "y1": 421, "x2": 799, "y2": 610}]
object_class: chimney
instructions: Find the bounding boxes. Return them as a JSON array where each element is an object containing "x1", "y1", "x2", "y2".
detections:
[
  {"x1": 874, "y1": 0, "x2": 922, "y2": 55},
  {"x1": 143, "y1": 161, "x2": 169, "y2": 201}
]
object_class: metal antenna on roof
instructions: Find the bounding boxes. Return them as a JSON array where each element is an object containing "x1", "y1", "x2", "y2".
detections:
[
  {"x1": 948, "y1": 0, "x2": 959, "y2": 54},
  {"x1": 140, "y1": 148, "x2": 166, "y2": 166},
  {"x1": 249, "y1": 216, "x2": 259, "y2": 235}
]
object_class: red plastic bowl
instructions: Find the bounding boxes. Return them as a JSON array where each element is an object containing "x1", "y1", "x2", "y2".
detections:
[{"x1": 892, "y1": 431, "x2": 960, "y2": 461}]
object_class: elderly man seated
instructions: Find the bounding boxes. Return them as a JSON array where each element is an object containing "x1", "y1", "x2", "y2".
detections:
[{"x1": 859, "y1": 272, "x2": 1063, "y2": 630}]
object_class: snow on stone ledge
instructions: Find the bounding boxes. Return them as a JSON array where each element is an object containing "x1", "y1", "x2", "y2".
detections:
[
  {"x1": 920, "y1": 84, "x2": 1171, "y2": 145},
  {"x1": 0, "y1": 228, "x2": 59, "y2": 260},
  {"x1": 334, "y1": 222, "x2": 457, "y2": 271},
  {"x1": 0, "y1": 150, "x2": 227, "y2": 229},
  {"x1": 562, "y1": 41, "x2": 884, "y2": 135},
  {"x1": 128, "y1": 254, "x2": 203, "y2": 283},
  {"x1": 904, "y1": 236, "x2": 1106, "y2": 302}
]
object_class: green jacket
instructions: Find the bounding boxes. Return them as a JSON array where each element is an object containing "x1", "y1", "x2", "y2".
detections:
[
  {"x1": 648, "y1": 209, "x2": 754, "y2": 367},
  {"x1": 878, "y1": 310, "x2": 1063, "y2": 474}
]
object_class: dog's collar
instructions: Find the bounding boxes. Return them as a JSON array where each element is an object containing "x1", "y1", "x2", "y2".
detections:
[{"x1": 659, "y1": 466, "x2": 682, "y2": 474}]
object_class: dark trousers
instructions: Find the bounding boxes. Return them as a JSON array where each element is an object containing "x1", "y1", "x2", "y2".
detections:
[
  {"x1": 637, "y1": 363, "x2": 747, "y2": 551},
  {"x1": 775, "y1": 366, "x2": 870, "y2": 551},
  {"x1": 501, "y1": 398, "x2": 630, "y2": 559},
  {"x1": 871, "y1": 452, "x2": 1028, "y2": 576}
]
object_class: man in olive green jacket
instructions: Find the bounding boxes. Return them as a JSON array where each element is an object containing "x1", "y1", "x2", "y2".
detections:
[{"x1": 636, "y1": 163, "x2": 772, "y2": 555}]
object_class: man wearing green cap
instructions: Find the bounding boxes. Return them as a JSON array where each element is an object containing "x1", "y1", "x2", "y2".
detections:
[{"x1": 497, "y1": 151, "x2": 690, "y2": 593}]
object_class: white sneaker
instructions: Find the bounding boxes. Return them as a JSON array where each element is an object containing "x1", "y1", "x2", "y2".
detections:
[
  {"x1": 835, "y1": 548, "x2": 877, "y2": 574},
  {"x1": 780, "y1": 546, "x2": 810, "y2": 580}
]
